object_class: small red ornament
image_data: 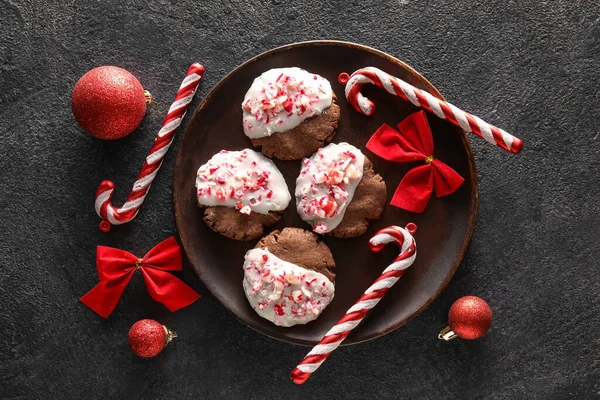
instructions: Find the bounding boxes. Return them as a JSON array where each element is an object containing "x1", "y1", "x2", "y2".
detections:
[
  {"x1": 438, "y1": 296, "x2": 492, "y2": 341},
  {"x1": 128, "y1": 319, "x2": 177, "y2": 358},
  {"x1": 72, "y1": 66, "x2": 152, "y2": 140}
]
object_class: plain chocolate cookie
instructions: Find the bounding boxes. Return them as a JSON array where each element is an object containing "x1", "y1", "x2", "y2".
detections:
[
  {"x1": 202, "y1": 206, "x2": 281, "y2": 241},
  {"x1": 329, "y1": 157, "x2": 387, "y2": 238},
  {"x1": 255, "y1": 228, "x2": 336, "y2": 282},
  {"x1": 250, "y1": 94, "x2": 341, "y2": 160}
]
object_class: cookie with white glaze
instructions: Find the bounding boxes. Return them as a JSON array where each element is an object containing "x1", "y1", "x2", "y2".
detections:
[
  {"x1": 242, "y1": 67, "x2": 340, "y2": 160},
  {"x1": 243, "y1": 228, "x2": 336, "y2": 327},
  {"x1": 195, "y1": 149, "x2": 291, "y2": 241},
  {"x1": 295, "y1": 143, "x2": 386, "y2": 238},
  {"x1": 329, "y1": 158, "x2": 387, "y2": 238},
  {"x1": 255, "y1": 227, "x2": 336, "y2": 282}
]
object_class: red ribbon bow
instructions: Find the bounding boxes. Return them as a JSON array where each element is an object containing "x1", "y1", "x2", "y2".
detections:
[
  {"x1": 366, "y1": 111, "x2": 465, "y2": 213},
  {"x1": 80, "y1": 237, "x2": 200, "y2": 318}
]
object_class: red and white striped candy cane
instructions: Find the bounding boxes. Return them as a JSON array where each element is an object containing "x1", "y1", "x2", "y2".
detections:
[
  {"x1": 338, "y1": 67, "x2": 523, "y2": 154},
  {"x1": 290, "y1": 223, "x2": 418, "y2": 384},
  {"x1": 95, "y1": 63, "x2": 205, "y2": 232}
]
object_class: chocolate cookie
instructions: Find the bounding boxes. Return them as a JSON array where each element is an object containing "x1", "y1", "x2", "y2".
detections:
[
  {"x1": 255, "y1": 228, "x2": 336, "y2": 282},
  {"x1": 242, "y1": 67, "x2": 339, "y2": 160},
  {"x1": 196, "y1": 149, "x2": 291, "y2": 241},
  {"x1": 243, "y1": 227, "x2": 336, "y2": 327},
  {"x1": 330, "y1": 158, "x2": 387, "y2": 238},
  {"x1": 250, "y1": 95, "x2": 341, "y2": 160},
  {"x1": 202, "y1": 206, "x2": 281, "y2": 241},
  {"x1": 296, "y1": 142, "x2": 387, "y2": 238}
]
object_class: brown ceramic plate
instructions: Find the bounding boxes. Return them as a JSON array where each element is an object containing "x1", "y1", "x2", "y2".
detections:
[{"x1": 174, "y1": 41, "x2": 478, "y2": 346}]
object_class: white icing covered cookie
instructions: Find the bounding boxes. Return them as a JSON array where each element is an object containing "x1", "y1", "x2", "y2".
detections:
[
  {"x1": 295, "y1": 143, "x2": 365, "y2": 233},
  {"x1": 243, "y1": 248, "x2": 335, "y2": 327},
  {"x1": 242, "y1": 67, "x2": 333, "y2": 139},
  {"x1": 196, "y1": 149, "x2": 290, "y2": 215}
]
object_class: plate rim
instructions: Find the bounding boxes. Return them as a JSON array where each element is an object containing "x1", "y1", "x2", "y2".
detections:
[{"x1": 174, "y1": 40, "x2": 479, "y2": 346}]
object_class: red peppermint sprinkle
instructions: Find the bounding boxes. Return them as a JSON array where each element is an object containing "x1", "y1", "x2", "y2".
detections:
[
  {"x1": 320, "y1": 197, "x2": 336, "y2": 216},
  {"x1": 273, "y1": 304, "x2": 285, "y2": 316}
]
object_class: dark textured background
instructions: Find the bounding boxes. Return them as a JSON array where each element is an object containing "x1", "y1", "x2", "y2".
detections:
[{"x1": 1, "y1": 0, "x2": 599, "y2": 399}]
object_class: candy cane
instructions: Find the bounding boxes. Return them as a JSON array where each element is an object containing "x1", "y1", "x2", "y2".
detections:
[
  {"x1": 95, "y1": 63, "x2": 205, "y2": 232},
  {"x1": 338, "y1": 67, "x2": 523, "y2": 154},
  {"x1": 290, "y1": 223, "x2": 418, "y2": 384}
]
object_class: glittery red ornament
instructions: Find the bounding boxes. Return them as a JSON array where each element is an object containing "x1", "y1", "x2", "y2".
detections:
[
  {"x1": 72, "y1": 66, "x2": 150, "y2": 140},
  {"x1": 127, "y1": 319, "x2": 177, "y2": 358},
  {"x1": 438, "y1": 296, "x2": 492, "y2": 341}
]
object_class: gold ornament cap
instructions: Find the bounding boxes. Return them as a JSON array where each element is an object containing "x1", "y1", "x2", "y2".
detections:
[
  {"x1": 438, "y1": 325, "x2": 458, "y2": 341},
  {"x1": 163, "y1": 325, "x2": 177, "y2": 345},
  {"x1": 144, "y1": 90, "x2": 153, "y2": 105}
]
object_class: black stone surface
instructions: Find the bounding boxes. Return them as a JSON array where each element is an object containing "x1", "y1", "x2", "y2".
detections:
[{"x1": 1, "y1": 1, "x2": 599, "y2": 398}]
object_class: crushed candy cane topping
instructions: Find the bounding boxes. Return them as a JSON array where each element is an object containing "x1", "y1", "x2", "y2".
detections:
[
  {"x1": 242, "y1": 67, "x2": 333, "y2": 139},
  {"x1": 195, "y1": 149, "x2": 290, "y2": 215},
  {"x1": 295, "y1": 143, "x2": 365, "y2": 233},
  {"x1": 243, "y1": 248, "x2": 335, "y2": 327}
]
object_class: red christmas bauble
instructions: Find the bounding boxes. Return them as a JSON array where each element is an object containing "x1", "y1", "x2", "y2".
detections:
[
  {"x1": 448, "y1": 296, "x2": 492, "y2": 340},
  {"x1": 72, "y1": 66, "x2": 147, "y2": 140},
  {"x1": 127, "y1": 319, "x2": 176, "y2": 358}
]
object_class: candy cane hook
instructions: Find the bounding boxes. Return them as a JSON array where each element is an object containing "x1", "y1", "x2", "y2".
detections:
[
  {"x1": 290, "y1": 223, "x2": 418, "y2": 384},
  {"x1": 95, "y1": 63, "x2": 205, "y2": 232},
  {"x1": 338, "y1": 67, "x2": 523, "y2": 154}
]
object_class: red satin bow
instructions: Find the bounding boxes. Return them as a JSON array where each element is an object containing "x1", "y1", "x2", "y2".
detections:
[
  {"x1": 366, "y1": 111, "x2": 465, "y2": 213},
  {"x1": 80, "y1": 237, "x2": 200, "y2": 318}
]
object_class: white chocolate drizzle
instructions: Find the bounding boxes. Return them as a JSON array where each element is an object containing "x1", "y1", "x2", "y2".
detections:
[
  {"x1": 196, "y1": 149, "x2": 290, "y2": 214},
  {"x1": 295, "y1": 143, "x2": 365, "y2": 233},
  {"x1": 243, "y1": 248, "x2": 335, "y2": 327},
  {"x1": 242, "y1": 68, "x2": 333, "y2": 139}
]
